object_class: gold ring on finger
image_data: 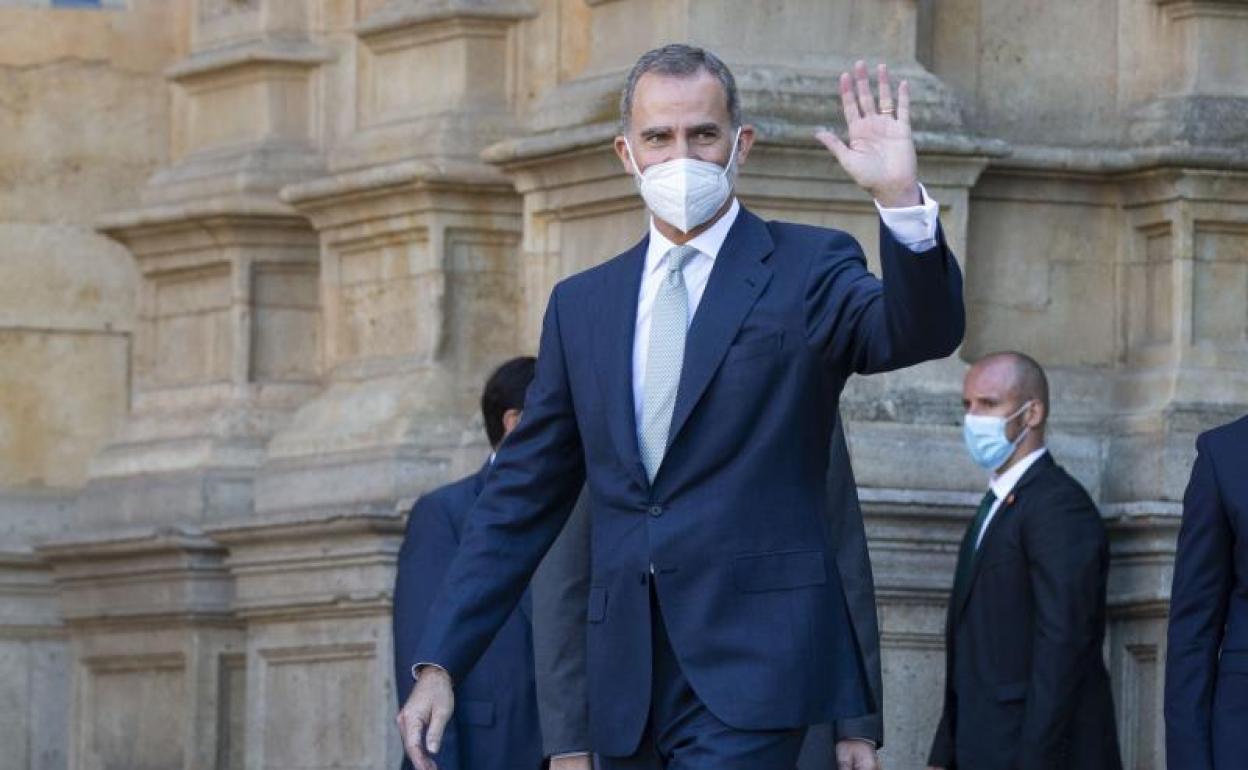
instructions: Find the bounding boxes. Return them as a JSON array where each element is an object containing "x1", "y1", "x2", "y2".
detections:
[{"x1": 880, "y1": 105, "x2": 896, "y2": 117}]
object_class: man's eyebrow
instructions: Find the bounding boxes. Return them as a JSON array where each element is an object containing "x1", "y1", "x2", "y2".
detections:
[
  {"x1": 687, "y1": 122, "x2": 721, "y2": 133},
  {"x1": 639, "y1": 126, "x2": 673, "y2": 138}
]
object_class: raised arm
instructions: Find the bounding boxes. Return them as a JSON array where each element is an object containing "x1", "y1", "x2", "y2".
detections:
[{"x1": 804, "y1": 61, "x2": 964, "y2": 376}]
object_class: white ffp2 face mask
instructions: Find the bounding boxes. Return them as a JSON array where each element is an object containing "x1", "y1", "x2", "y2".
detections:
[{"x1": 624, "y1": 127, "x2": 741, "y2": 233}]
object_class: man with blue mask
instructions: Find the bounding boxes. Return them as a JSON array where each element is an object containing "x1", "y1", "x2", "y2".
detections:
[
  {"x1": 927, "y1": 351, "x2": 1122, "y2": 770},
  {"x1": 400, "y1": 42, "x2": 966, "y2": 770}
]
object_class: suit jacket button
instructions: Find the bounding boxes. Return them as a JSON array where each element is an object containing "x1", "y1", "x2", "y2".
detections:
[{"x1": 649, "y1": 505, "x2": 663, "y2": 517}]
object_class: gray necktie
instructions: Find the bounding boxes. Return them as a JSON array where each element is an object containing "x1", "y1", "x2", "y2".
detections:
[{"x1": 640, "y1": 244, "x2": 698, "y2": 481}]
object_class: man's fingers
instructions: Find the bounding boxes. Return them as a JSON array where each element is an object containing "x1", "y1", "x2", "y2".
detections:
[
  {"x1": 853, "y1": 60, "x2": 876, "y2": 116},
  {"x1": 877, "y1": 63, "x2": 894, "y2": 114},
  {"x1": 425, "y1": 705, "x2": 451, "y2": 755},
  {"x1": 897, "y1": 79, "x2": 911, "y2": 125},
  {"x1": 402, "y1": 716, "x2": 433, "y2": 770},
  {"x1": 839, "y1": 71, "x2": 859, "y2": 125}
]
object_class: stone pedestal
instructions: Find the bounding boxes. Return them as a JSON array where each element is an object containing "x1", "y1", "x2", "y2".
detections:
[
  {"x1": 0, "y1": 550, "x2": 69, "y2": 770},
  {"x1": 208, "y1": 512, "x2": 405, "y2": 770},
  {"x1": 36, "y1": 529, "x2": 242, "y2": 770},
  {"x1": 859, "y1": 488, "x2": 977, "y2": 766},
  {"x1": 85, "y1": 207, "x2": 321, "y2": 529},
  {"x1": 1105, "y1": 504, "x2": 1183, "y2": 770}
]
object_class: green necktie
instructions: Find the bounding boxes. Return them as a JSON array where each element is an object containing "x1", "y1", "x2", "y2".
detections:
[{"x1": 951, "y1": 489, "x2": 998, "y2": 609}]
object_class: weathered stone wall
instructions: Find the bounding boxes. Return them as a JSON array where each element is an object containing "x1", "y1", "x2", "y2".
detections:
[
  {"x1": 0, "y1": 4, "x2": 186, "y2": 769},
  {"x1": 1, "y1": 1, "x2": 1245, "y2": 769}
]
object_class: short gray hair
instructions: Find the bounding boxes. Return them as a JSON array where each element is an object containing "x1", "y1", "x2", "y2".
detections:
[{"x1": 619, "y1": 44, "x2": 741, "y2": 133}]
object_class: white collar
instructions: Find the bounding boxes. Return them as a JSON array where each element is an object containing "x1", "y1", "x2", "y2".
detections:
[
  {"x1": 645, "y1": 198, "x2": 741, "y2": 274},
  {"x1": 989, "y1": 446, "x2": 1049, "y2": 502}
]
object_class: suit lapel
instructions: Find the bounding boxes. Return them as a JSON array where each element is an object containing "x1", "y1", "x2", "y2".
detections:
[
  {"x1": 593, "y1": 238, "x2": 650, "y2": 489},
  {"x1": 665, "y1": 209, "x2": 774, "y2": 449},
  {"x1": 956, "y1": 452, "x2": 1055, "y2": 617}
]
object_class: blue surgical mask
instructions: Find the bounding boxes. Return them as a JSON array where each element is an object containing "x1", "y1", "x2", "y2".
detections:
[{"x1": 962, "y1": 401, "x2": 1033, "y2": 471}]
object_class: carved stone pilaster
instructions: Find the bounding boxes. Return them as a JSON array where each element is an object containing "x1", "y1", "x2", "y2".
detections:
[
  {"x1": 207, "y1": 512, "x2": 405, "y2": 770},
  {"x1": 36, "y1": 528, "x2": 243, "y2": 770}
]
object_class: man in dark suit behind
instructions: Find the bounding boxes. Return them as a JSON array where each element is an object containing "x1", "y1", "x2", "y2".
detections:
[
  {"x1": 1166, "y1": 414, "x2": 1248, "y2": 770},
  {"x1": 392, "y1": 356, "x2": 544, "y2": 770},
  {"x1": 400, "y1": 42, "x2": 965, "y2": 770},
  {"x1": 531, "y1": 417, "x2": 885, "y2": 770},
  {"x1": 927, "y1": 352, "x2": 1121, "y2": 770}
]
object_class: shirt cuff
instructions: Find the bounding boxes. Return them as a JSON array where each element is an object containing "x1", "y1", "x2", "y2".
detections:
[
  {"x1": 841, "y1": 736, "x2": 878, "y2": 749},
  {"x1": 550, "y1": 752, "x2": 591, "y2": 760},
  {"x1": 411, "y1": 662, "x2": 452, "y2": 685},
  {"x1": 875, "y1": 182, "x2": 939, "y2": 252}
]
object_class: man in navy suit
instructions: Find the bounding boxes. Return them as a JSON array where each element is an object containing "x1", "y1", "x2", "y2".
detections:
[
  {"x1": 1166, "y1": 414, "x2": 1248, "y2": 770},
  {"x1": 398, "y1": 43, "x2": 965, "y2": 770},
  {"x1": 392, "y1": 357, "x2": 545, "y2": 770}
]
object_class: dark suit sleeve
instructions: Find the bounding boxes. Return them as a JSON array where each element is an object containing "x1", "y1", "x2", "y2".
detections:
[
  {"x1": 393, "y1": 495, "x2": 464, "y2": 770},
  {"x1": 803, "y1": 223, "x2": 964, "y2": 377},
  {"x1": 826, "y1": 418, "x2": 884, "y2": 747},
  {"x1": 413, "y1": 285, "x2": 587, "y2": 683},
  {"x1": 927, "y1": 702, "x2": 956, "y2": 768},
  {"x1": 530, "y1": 488, "x2": 592, "y2": 757},
  {"x1": 1018, "y1": 486, "x2": 1109, "y2": 770},
  {"x1": 1165, "y1": 434, "x2": 1233, "y2": 770}
]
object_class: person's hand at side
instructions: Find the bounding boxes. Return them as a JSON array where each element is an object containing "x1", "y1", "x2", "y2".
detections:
[
  {"x1": 396, "y1": 666, "x2": 455, "y2": 770},
  {"x1": 835, "y1": 738, "x2": 881, "y2": 770}
]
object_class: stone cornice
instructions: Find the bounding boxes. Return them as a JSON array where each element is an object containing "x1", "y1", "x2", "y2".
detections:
[
  {"x1": 97, "y1": 197, "x2": 308, "y2": 247},
  {"x1": 1154, "y1": 0, "x2": 1248, "y2": 20},
  {"x1": 166, "y1": 36, "x2": 336, "y2": 83},
  {"x1": 36, "y1": 525, "x2": 225, "y2": 562},
  {"x1": 356, "y1": 0, "x2": 538, "y2": 37},
  {"x1": 280, "y1": 158, "x2": 513, "y2": 210}
]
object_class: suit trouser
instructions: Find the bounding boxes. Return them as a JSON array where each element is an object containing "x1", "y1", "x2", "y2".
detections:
[{"x1": 600, "y1": 584, "x2": 808, "y2": 770}]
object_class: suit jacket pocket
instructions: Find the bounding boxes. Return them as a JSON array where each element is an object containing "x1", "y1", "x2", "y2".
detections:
[
  {"x1": 587, "y1": 585, "x2": 608, "y2": 623},
  {"x1": 733, "y1": 549, "x2": 827, "y2": 592},
  {"x1": 995, "y1": 681, "x2": 1028, "y2": 703},
  {"x1": 1220, "y1": 649, "x2": 1248, "y2": 674},
  {"x1": 458, "y1": 699, "x2": 495, "y2": 726}
]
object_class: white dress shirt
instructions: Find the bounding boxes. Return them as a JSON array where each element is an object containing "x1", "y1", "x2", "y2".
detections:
[
  {"x1": 977, "y1": 446, "x2": 1049, "y2": 549},
  {"x1": 632, "y1": 186, "x2": 941, "y2": 426}
]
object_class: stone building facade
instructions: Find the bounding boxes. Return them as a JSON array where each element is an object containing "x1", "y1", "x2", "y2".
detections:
[{"x1": 1, "y1": 0, "x2": 1246, "y2": 768}]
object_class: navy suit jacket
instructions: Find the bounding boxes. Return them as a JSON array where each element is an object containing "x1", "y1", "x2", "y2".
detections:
[
  {"x1": 1166, "y1": 414, "x2": 1248, "y2": 770},
  {"x1": 393, "y1": 463, "x2": 543, "y2": 770},
  {"x1": 412, "y1": 207, "x2": 965, "y2": 756}
]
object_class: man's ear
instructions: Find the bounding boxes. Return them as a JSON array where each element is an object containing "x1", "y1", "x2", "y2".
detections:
[
  {"x1": 735, "y1": 124, "x2": 757, "y2": 166},
  {"x1": 501, "y1": 408, "x2": 523, "y2": 438},
  {"x1": 614, "y1": 135, "x2": 637, "y2": 175},
  {"x1": 1025, "y1": 400, "x2": 1047, "y2": 429}
]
